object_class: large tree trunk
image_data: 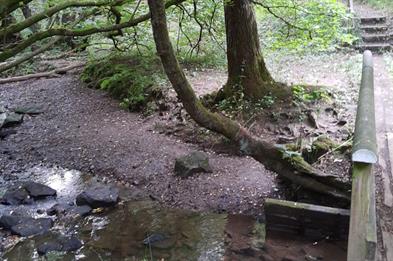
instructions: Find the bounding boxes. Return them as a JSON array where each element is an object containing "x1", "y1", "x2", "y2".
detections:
[
  {"x1": 147, "y1": 0, "x2": 350, "y2": 202},
  {"x1": 223, "y1": 0, "x2": 276, "y2": 100}
]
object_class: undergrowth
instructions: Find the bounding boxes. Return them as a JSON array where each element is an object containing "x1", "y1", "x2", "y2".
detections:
[{"x1": 80, "y1": 54, "x2": 167, "y2": 113}]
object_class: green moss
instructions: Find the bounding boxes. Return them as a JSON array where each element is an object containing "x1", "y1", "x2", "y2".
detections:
[{"x1": 81, "y1": 54, "x2": 166, "y2": 112}]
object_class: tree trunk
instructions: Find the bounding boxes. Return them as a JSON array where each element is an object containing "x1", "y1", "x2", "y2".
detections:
[
  {"x1": 223, "y1": 0, "x2": 276, "y2": 100},
  {"x1": 147, "y1": 0, "x2": 350, "y2": 201}
]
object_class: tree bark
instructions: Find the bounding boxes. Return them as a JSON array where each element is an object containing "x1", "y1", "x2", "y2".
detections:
[
  {"x1": 223, "y1": 0, "x2": 277, "y2": 100},
  {"x1": 147, "y1": 0, "x2": 350, "y2": 201}
]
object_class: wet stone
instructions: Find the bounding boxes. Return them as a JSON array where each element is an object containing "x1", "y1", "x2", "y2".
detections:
[
  {"x1": 0, "y1": 113, "x2": 6, "y2": 128},
  {"x1": 24, "y1": 181, "x2": 56, "y2": 198},
  {"x1": 174, "y1": 151, "x2": 212, "y2": 178},
  {"x1": 46, "y1": 203, "x2": 72, "y2": 216},
  {"x1": 59, "y1": 236, "x2": 83, "y2": 251},
  {"x1": 1, "y1": 187, "x2": 31, "y2": 205},
  {"x1": 69, "y1": 205, "x2": 92, "y2": 217},
  {"x1": 10, "y1": 218, "x2": 53, "y2": 237},
  {"x1": 76, "y1": 186, "x2": 119, "y2": 208},
  {"x1": 0, "y1": 215, "x2": 33, "y2": 230},
  {"x1": 37, "y1": 236, "x2": 82, "y2": 255},
  {"x1": 143, "y1": 233, "x2": 174, "y2": 249},
  {"x1": 37, "y1": 241, "x2": 62, "y2": 255}
]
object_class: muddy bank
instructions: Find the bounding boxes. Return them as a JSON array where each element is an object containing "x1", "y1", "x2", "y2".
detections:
[{"x1": 0, "y1": 76, "x2": 278, "y2": 217}]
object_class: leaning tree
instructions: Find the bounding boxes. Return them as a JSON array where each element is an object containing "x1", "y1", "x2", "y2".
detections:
[{"x1": 147, "y1": 0, "x2": 350, "y2": 201}]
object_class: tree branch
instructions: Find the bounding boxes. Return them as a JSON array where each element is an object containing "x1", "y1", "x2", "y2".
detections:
[
  {"x1": 0, "y1": 0, "x2": 125, "y2": 39},
  {"x1": 0, "y1": 0, "x2": 186, "y2": 62}
]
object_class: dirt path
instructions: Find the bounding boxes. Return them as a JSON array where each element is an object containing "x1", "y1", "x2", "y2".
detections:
[
  {"x1": 0, "y1": 76, "x2": 278, "y2": 217},
  {"x1": 373, "y1": 55, "x2": 393, "y2": 261}
]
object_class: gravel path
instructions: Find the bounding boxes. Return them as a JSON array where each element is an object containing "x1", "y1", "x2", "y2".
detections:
[{"x1": 0, "y1": 75, "x2": 277, "y2": 216}]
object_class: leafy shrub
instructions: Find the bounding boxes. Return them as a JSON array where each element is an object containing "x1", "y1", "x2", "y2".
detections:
[
  {"x1": 81, "y1": 54, "x2": 166, "y2": 112},
  {"x1": 257, "y1": 0, "x2": 357, "y2": 52},
  {"x1": 292, "y1": 85, "x2": 330, "y2": 103}
]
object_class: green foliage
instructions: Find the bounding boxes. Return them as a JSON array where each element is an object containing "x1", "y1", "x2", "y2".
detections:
[
  {"x1": 81, "y1": 54, "x2": 166, "y2": 112},
  {"x1": 216, "y1": 86, "x2": 276, "y2": 117},
  {"x1": 292, "y1": 85, "x2": 330, "y2": 103},
  {"x1": 257, "y1": 0, "x2": 357, "y2": 52}
]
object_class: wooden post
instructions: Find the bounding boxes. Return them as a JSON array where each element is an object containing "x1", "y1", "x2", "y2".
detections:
[
  {"x1": 348, "y1": 0, "x2": 354, "y2": 13},
  {"x1": 347, "y1": 51, "x2": 377, "y2": 261}
]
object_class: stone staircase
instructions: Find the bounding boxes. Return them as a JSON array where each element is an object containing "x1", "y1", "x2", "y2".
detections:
[{"x1": 357, "y1": 15, "x2": 392, "y2": 53}]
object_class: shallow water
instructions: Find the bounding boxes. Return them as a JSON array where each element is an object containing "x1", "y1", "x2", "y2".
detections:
[{"x1": 1, "y1": 165, "x2": 348, "y2": 261}]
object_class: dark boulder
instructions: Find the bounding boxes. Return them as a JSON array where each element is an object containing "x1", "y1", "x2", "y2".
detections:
[
  {"x1": 174, "y1": 151, "x2": 212, "y2": 178},
  {"x1": 10, "y1": 218, "x2": 53, "y2": 237},
  {"x1": 59, "y1": 236, "x2": 83, "y2": 251},
  {"x1": 37, "y1": 236, "x2": 82, "y2": 255},
  {"x1": 24, "y1": 181, "x2": 56, "y2": 198},
  {"x1": 0, "y1": 215, "x2": 33, "y2": 230},
  {"x1": 1, "y1": 187, "x2": 31, "y2": 205},
  {"x1": 76, "y1": 186, "x2": 119, "y2": 208},
  {"x1": 37, "y1": 241, "x2": 63, "y2": 255},
  {"x1": 69, "y1": 205, "x2": 92, "y2": 217},
  {"x1": 46, "y1": 203, "x2": 72, "y2": 216}
]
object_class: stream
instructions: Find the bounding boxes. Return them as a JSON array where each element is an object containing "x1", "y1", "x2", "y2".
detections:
[{"x1": 0, "y1": 165, "x2": 348, "y2": 261}]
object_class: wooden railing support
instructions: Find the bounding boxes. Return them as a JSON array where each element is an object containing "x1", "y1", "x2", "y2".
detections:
[{"x1": 347, "y1": 50, "x2": 377, "y2": 261}]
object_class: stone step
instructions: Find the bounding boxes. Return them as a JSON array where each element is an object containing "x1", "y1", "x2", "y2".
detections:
[
  {"x1": 362, "y1": 33, "x2": 392, "y2": 43},
  {"x1": 356, "y1": 43, "x2": 392, "y2": 53},
  {"x1": 361, "y1": 25, "x2": 389, "y2": 33},
  {"x1": 360, "y1": 16, "x2": 387, "y2": 25}
]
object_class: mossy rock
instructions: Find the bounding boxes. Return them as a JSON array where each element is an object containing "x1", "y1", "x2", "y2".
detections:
[{"x1": 302, "y1": 136, "x2": 338, "y2": 164}]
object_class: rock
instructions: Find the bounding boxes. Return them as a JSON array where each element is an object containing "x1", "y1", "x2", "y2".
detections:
[
  {"x1": 59, "y1": 236, "x2": 83, "y2": 251},
  {"x1": 143, "y1": 233, "x2": 174, "y2": 249},
  {"x1": 69, "y1": 205, "x2": 92, "y2": 217},
  {"x1": 0, "y1": 113, "x2": 6, "y2": 128},
  {"x1": 10, "y1": 218, "x2": 53, "y2": 237},
  {"x1": 174, "y1": 151, "x2": 212, "y2": 177},
  {"x1": 37, "y1": 236, "x2": 82, "y2": 255},
  {"x1": 143, "y1": 233, "x2": 168, "y2": 245},
  {"x1": 37, "y1": 242, "x2": 63, "y2": 255},
  {"x1": 3, "y1": 112, "x2": 23, "y2": 128},
  {"x1": 46, "y1": 203, "x2": 71, "y2": 216},
  {"x1": 76, "y1": 186, "x2": 119, "y2": 208},
  {"x1": 14, "y1": 105, "x2": 43, "y2": 115},
  {"x1": 1, "y1": 187, "x2": 31, "y2": 205},
  {"x1": 0, "y1": 215, "x2": 33, "y2": 230},
  {"x1": 24, "y1": 181, "x2": 56, "y2": 198}
]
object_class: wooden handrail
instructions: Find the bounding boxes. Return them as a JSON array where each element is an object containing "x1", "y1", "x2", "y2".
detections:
[{"x1": 347, "y1": 50, "x2": 377, "y2": 261}]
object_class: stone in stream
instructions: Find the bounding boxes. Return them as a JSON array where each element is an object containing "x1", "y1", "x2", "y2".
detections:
[
  {"x1": 46, "y1": 203, "x2": 72, "y2": 216},
  {"x1": 1, "y1": 187, "x2": 31, "y2": 205},
  {"x1": 24, "y1": 181, "x2": 57, "y2": 198},
  {"x1": 76, "y1": 186, "x2": 119, "y2": 208},
  {"x1": 174, "y1": 151, "x2": 212, "y2": 178},
  {"x1": 143, "y1": 233, "x2": 174, "y2": 249},
  {"x1": 37, "y1": 236, "x2": 82, "y2": 255},
  {"x1": 0, "y1": 215, "x2": 34, "y2": 230},
  {"x1": 47, "y1": 203, "x2": 92, "y2": 217},
  {"x1": 10, "y1": 218, "x2": 53, "y2": 237},
  {"x1": 37, "y1": 241, "x2": 63, "y2": 255}
]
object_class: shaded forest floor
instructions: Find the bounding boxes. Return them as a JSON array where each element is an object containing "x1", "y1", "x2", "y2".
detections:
[{"x1": 0, "y1": 51, "x2": 363, "y2": 217}]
